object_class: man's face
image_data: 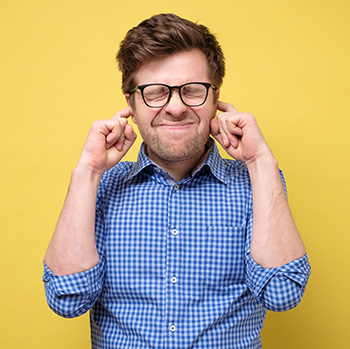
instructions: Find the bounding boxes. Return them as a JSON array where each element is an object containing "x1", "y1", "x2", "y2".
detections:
[{"x1": 127, "y1": 49, "x2": 219, "y2": 164}]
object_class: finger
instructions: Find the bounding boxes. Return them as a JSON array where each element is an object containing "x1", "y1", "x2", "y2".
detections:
[
  {"x1": 224, "y1": 119, "x2": 242, "y2": 148},
  {"x1": 114, "y1": 134, "x2": 125, "y2": 151},
  {"x1": 210, "y1": 118, "x2": 220, "y2": 137},
  {"x1": 105, "y1": 119, "x2": 126, "y2": 149},
  {"x1": 217, "y1": 101, "x2": 238, "y2": 113},
  {"x1": 112, "y1": 106, "x2": 134, "y2": 120},
  {"x1": 218, "y1": 114, "x2": 244, "y2": 149},
  {"x1": 217, "y1": 114, "x2": 231, "y2": 148},
  {"x1": 114, "y1": 123, "x2": 137, "y2": 152},
  {"x1": 229, "y1": 134, "x2": 239, "y2": 149},
  {"x1": 123, "y1": 124, "x2": 137, "y2": 148},
  {"x1": 210, "y1": 118, "x2": 231, "y2": 149},
  {"x1": 227, "y1": 120, "x2": 244, "y2": 137}
]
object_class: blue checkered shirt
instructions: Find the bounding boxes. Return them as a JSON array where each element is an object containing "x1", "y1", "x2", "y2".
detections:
[{"x1": 43, "y1": 140, "x2": 310, "y2": 348}]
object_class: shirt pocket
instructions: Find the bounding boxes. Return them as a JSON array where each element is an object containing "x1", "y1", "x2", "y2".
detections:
[{"x1": 204, "y1": 226, "x2": 246, "y2": 287}]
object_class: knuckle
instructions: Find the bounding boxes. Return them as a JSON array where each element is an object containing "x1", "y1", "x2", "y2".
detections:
[
  {"x1": 91, "y1": 120, "x2": 103, "y2": 132},
  {"x1": 242, "y1": 112, "x2": 254, "y2": 119},
  {"x1": 91, "y1": 120, "x2": 100, "y2": 127},
  {"x1": 119, "y1": 118, "x2": 127, "y2": 126}
]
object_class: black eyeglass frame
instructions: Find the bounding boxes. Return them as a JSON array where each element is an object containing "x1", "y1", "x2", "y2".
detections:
[{"x1": 129, "y1": 82, "x2": 217, "y2": 108}]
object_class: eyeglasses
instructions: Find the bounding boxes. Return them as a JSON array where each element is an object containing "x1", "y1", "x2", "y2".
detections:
[{"x1": 129, "y1": 82, "x2": 217, "y2": 108}]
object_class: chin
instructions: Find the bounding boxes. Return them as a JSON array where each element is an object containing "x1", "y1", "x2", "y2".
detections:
[
  {"x1": 143, "y1": 129, "x2": 210, "y2": 162},
  {"x1": 153, "y1": 140, "x2": 207, "y2": 163}
]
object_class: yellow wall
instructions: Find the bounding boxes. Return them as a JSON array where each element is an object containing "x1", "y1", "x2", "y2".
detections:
[{"x1": 1, "y1": 0, "x2": 349, "y2": 347}]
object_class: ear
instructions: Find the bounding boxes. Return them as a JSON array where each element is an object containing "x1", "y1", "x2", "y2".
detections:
[
  {"x1": 215, "y1": 88, "x2": 220, "y2": 100},
  {"x1": 125, "y1": 94, "x2": 137, "y2": 124}
]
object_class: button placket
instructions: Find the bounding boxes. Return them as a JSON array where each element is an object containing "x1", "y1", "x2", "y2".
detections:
[{"x1": 166, "y1": 183, "x2": 181, "y2": 344}]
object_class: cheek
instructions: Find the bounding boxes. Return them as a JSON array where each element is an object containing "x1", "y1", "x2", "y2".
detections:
[
  {"x1": 197, "y1": 105, "x2": 217, "y2": 125},
  {"x1": 132, "y1": 108, "x2": 159, "y2": 129}
]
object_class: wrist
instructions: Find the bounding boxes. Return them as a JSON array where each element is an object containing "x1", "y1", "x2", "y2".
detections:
[
  {"x1": 246, "y1": 152, "x2": 285, "y2": 199},
  {"x1": 246, "y1": 150, "x2": 278, "y2": 175},
  {"x1": 72, "y1": 161, "x2": 104, "y2": 186}
]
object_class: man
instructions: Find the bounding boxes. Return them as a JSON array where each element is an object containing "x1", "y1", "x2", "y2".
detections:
[{"x1": 43, "y1": 13, "x2": 310, "y2": 348}]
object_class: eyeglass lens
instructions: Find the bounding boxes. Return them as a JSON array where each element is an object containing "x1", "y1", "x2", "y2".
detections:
[{"x1": 142, "y1": 83, "x2": 208, "y2": 107}]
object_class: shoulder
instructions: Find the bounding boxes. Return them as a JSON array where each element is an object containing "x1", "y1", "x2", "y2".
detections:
[
  {"x1": 99, "y1": 161, "x2": 136, "y2": 189},
  {"x1": 222, "y1": 158, "x2": 250, "y2": 181}
]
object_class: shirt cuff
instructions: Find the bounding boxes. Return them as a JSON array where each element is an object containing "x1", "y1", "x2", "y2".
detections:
[
  {"x1": 42, "y1": 257, "x2": 105, "y2": 318},
  {"x1": 246, "y1": 253, "x2": 311, "y2": 311}
]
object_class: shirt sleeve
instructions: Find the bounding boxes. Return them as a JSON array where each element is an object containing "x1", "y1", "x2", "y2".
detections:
[
  {"x1": 245, "y1": 252, "x2": 311, "y2": 312},
  {"x1": 42, "y1": 256, "x2": 105, "y2": 318},
  {"x1": 43, "y1": 174, "x2": 108, "y2": 318},
  {"x1": 244, "y1": 169, "x2": 311, "y2": 311}
]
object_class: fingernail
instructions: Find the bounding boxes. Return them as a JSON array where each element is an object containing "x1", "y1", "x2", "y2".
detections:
[{"x1": 223, "y1": 135, "x2": 229, "y2": 147}]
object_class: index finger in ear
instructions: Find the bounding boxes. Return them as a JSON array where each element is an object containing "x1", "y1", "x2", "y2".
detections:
[
  {"x1": 217, "y1": 101, "x2": 238, "y2": 114},
  {"x1": 112, "y1": 106, "x2": 134, "y2": 120}
]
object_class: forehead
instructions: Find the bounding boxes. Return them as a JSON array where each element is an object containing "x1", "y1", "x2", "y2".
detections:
[{"x1": 135, "y1": 49, "x2": 210, "y2": 85}]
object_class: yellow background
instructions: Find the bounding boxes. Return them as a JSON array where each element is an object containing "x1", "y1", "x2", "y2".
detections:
[{"x1": 1, "y1": 0, "x2": 349, "y2": 348}]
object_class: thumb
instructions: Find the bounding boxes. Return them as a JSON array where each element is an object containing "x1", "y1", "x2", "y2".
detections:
[
  {"x1": 210, "y1": 118, "x2": 226, "y2": 146},
  {"x1": 123, "y1": 124, "x2": 137, "y2": 150},
  {"x1": 210, "y1": 118, "x2": 220, "y2": 138}
]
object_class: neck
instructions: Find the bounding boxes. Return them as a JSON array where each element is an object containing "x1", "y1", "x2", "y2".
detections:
[{"x1": 147, "y1": 147, "x2": 206, "y2": 182}]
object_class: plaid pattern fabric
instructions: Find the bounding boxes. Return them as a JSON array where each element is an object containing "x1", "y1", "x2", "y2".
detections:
[{"x1": 43, "y1": 140, "x2": 310, "y2": 348}]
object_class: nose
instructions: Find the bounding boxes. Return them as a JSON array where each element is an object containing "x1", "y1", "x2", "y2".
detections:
[{"x1": 163, "y1": 90, "x2": 187, "y2": 116}]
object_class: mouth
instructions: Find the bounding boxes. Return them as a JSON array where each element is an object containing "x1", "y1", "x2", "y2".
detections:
[{"x1": 158, "y1": 122, "x2": 195, "y2": 131}]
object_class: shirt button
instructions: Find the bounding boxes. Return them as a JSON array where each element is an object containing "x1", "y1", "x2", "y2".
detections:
[
  {"x1": 171, "y1": 229, "x2": 178, "y2": 236},
  {"x1": 169, "y1": 324, "x2": 176, "y2": 332},
  {"x1": 171, "y1": 276, "x2": 177, "y2": 284},
  {"x1": 173, "y1": 185, "x2": 179, "y2": 191}
]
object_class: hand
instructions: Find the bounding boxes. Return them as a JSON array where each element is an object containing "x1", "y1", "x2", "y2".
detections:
[
  {"x1": 210, "y1": 101, "x2": 272, "y2": 165},
  {"x1": 78, "y1": 106, "x2": 137, "y2": 176}
]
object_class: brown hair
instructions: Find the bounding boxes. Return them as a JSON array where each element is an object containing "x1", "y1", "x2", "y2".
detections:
[{"x1": 116, "y1": 13, "x2": 225, "y2": 94}]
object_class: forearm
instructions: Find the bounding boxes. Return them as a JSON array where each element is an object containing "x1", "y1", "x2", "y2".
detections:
[
  {"x1": 248, "y1": 154, "x2": 306, "y2": 268},
  {"x1": 211, "y1": 102, "x2": 306, "y2": 268},
  {"x1": 44, "y1": 112, "x2": 136, "y2": 276},
  {"x1": 44, "y1": 165, "x2": 102, "y2": 276}
]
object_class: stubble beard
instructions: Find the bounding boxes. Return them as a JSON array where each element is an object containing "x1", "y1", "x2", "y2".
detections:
[
  {"x1": 135, "y1": 103, "x2": 216, "y2": 165},
  {"x1": 144, "y1": 128, "x2": 210, "y2": 163}
]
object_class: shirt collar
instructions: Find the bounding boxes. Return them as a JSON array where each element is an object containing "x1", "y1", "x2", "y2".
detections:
[
  {"x1": 124, "y1": 143, "x2": 154, "y2": 181},
  {"x1": 200, "y1": 138, "x2": 228, "y2": 184},
  {"x1": 125, "y1": 138, "x2": 228, "y2": 184}
]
